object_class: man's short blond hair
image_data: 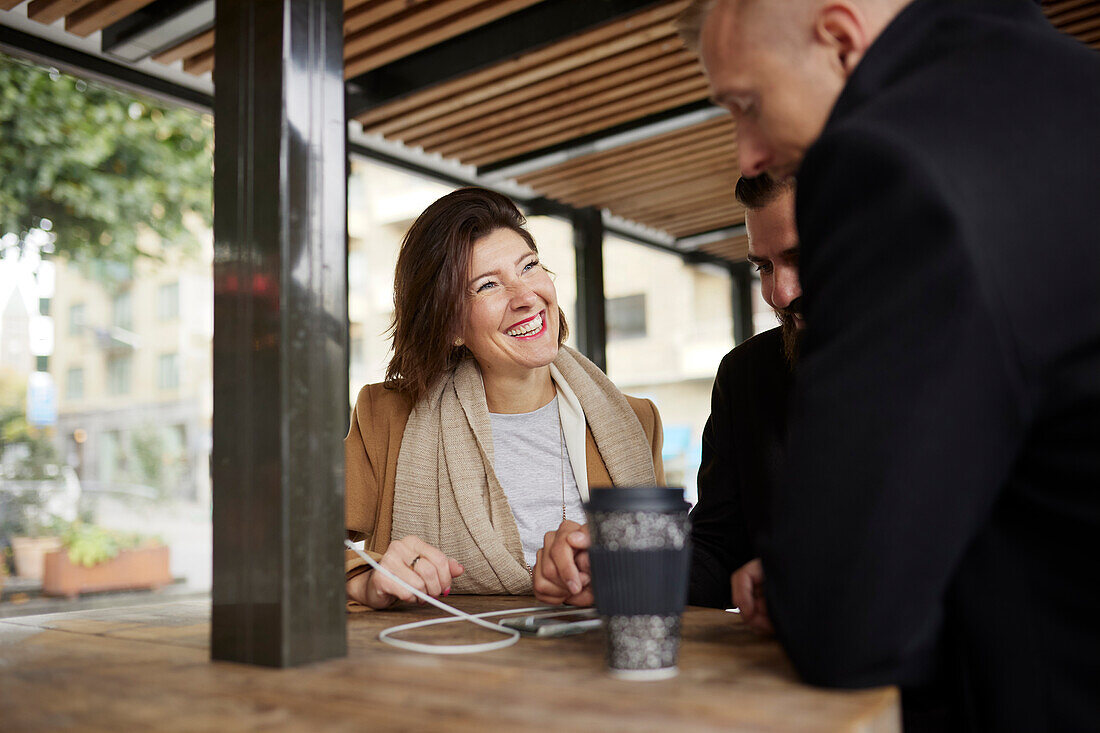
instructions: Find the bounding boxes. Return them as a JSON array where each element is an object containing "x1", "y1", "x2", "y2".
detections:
[{"x1": 676, "y1": 0, "x2": 722, "y2": 51}]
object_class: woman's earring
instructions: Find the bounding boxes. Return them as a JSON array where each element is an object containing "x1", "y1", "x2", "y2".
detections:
[{"x1": 453, "y1": 337, "x2": 464, "y2": 347}]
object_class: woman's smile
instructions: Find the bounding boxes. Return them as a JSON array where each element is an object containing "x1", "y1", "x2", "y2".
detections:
[{"x1": 505, "y1": 310, "x2": 546, "y2": 339}]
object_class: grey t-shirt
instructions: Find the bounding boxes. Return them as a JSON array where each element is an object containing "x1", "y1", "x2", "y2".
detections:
[{"x1": 490, "y1": 396, "x2": 584, "y2": 568}]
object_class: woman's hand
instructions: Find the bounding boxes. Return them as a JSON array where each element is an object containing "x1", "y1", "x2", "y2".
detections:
[
  {"x1": 731, "y1": 558, "x2": 774, "y2": 634},
  {"x1": 347, "y1": 535, "x2": 464, "y2": 610},
  {"x1": 533, "y1": 520, "x2": 594, "y2": 606}
]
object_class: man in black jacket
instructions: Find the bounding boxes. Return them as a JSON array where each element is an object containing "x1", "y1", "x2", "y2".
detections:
[
  {"x1": 683, "y1": 0, "x2": 1100, "y2": 729},
  {"x1": 688, "y1": 174, "x2": 799, "y2": 624}
]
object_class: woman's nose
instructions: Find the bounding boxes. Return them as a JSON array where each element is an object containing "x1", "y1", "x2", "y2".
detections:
[{"x1": 508, "y1": 280, "x2": 539, "y2": 308}]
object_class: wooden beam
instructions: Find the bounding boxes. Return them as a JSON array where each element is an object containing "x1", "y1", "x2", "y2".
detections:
[
  {"x1": 26, "y1": 0, "x2": 97, "y2": 25},
  {"x1": 343, "y1": 0, "x2": 545, "y2": 78},
  {"x1": 410, "y1": 61, "x2": 701, "y2": 150},
  {"x1": 393, "y1": 44, "x2": 692, "y2": 143},
  {"x1": 66, "y1": 0, "x2": 159, "y2": 37},
  {"x1": 533, "y1": 139, "x2": 734, "y2": 197},
  {"x1": 152, "y1": 26, "x2": 212, "y2": 64},
  {"x1": 344, "y1": 0, "x2": 432, "y2": 35},
  {"x1": 516, "y1": 117, "x2": 731, "y2": 186},
  {"x1": 448, "y1": 80, "x2": 709, "y2": 164},
  {"x1": 181, "y1": 45, "x2": 211, "y2": 75},
  {"x1": 354, "y1": 1, "x2": 686, "y2": 129}
]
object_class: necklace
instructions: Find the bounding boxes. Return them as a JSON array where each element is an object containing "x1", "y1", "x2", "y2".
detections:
[
  {"x1": 558, "y1": 410, "x2": 567, "y2": 524},
  {"x1": 523, "y1": 400, "x2": 569, "y2": 576}
]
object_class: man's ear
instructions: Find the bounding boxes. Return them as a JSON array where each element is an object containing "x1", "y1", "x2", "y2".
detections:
[{"x1": 814, "y1": 2, "x2": 872, "y2": 76}]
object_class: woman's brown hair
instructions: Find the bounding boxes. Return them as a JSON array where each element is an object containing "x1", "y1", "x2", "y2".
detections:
[{"x1": 384, "y1": 187, "x2": 569, "y2": 402}]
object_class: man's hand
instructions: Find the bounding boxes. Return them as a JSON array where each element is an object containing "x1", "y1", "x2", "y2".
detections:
[
  {"x1": 532, "y1": 520, "x2": 593, "y2": 606},
  {"x1": 731, "y1": 558, "x2": 774, "y2": 634}
]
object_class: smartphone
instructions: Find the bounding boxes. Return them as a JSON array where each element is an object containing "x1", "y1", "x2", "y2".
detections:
[{"x1": 498, "y1": 608, "x2": 602, "y2": 637}]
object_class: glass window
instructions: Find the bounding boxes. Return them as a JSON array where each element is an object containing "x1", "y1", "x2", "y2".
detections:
[
  {"x1": 158, "y1": 282, "x2": 179, "y2": 321},
  {"x1": 158, "y1": 353, "x2": 179, "y2": 390},
  {"x1": 606, "y1": 293, "x2": 647, "y2": 341},
  {"x1": 39, "y1": 297, "x2": 51, "y2": 316},
  {"x1": 525, "y1": 215, "x2": 577, "y2": 351},
  {"x1": 603, "y1": 237, "x2": 735, "y2": 504},
  {"x1": 69, "y1": 303, "x2": 85, "y2": 335},
  {"x1": 112, "y1": 290, "x2": 132, "y2": 331},
  {"x1": 751, "y1": 276, "x2": 779, "y2": 336},
  {"x1": 66, "y1": 367, "x2": 84, "y2": 399},
  {"x1": 107, "y1": 354, "x2": 132, "y2": 395},
  {"x1": 36, "y1": 355, "x2": 49, "y2": 372}
]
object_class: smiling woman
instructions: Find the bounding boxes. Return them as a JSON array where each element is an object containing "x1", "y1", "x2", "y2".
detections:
[{"x1": 343, "y1": 188, "x2": 665, "y2": 611}]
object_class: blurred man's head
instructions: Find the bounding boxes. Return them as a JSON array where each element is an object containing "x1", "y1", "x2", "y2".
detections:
[
  {"x1": 737, "y1": 174, "x2": 802, "y2": 364},
  {"x1": 680, "y1": 0, "x2": 905, "y2": 179}
]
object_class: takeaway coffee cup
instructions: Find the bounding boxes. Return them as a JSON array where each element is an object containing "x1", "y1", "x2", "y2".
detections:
[{"x1": 584, "y1": 486, "x2": 691, "y2": 680}]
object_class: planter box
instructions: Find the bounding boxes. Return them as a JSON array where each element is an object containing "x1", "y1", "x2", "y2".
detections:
[
  {"x1": 42, "y1": 546, "x2": 171, "y2": 599},
  {"x1": 11, "y1": 536, "x2": 63, "y2": 580}
]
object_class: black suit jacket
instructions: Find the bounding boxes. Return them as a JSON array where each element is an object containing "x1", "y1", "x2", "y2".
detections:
[
  {"x1": 763, "y1": 1, "x2": 1100, "y2": 730},
  {"x1": 689, "y1": 327, "x2": 791, "y2": 608}
]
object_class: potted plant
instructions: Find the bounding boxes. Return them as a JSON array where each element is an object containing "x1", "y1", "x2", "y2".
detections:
[
  {"x1": 41, "y1": 521, "x2": 171, "y2": 599},
  {"x1": 2, "y1": 487, "x2": 63, "y2": 581}
]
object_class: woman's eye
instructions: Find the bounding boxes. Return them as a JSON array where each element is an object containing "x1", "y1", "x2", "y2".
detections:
[
  {"x1": 523, "y1": 259, "x2": 539, "y2": 272},
  {"x1": 476, "y1": 281, "x2": 497, "y2": 293}
]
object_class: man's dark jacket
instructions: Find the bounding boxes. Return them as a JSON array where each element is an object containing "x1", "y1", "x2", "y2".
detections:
[
  {"x1": 763, "y1": 1, "x2": 1100, "y2": 730},
  {"x1": 689, "y1": 326, "x2": 791, "y2": 608}
]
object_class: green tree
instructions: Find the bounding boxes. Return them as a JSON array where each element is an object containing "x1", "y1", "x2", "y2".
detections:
[{"x1": 0, "y1": 53, "x2": 212, "y2": 264}]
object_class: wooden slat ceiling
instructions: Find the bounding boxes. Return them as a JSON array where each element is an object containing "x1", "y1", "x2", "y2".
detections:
[{"x1": 3, "y1": 0, "x2": 1097, "y2": 266}]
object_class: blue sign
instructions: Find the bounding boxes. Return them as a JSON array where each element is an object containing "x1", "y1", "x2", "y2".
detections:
[{"x1": 26, "y1": 371, "x2": 57, "y2": 426}]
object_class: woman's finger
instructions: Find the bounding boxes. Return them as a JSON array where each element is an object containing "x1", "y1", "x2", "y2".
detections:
[
  {"x1": 376, "y1": 559, "x2": 428, "y2": 603},
  {"x1": 406, "y1": 538, "x2": 453, "y2": 596}
]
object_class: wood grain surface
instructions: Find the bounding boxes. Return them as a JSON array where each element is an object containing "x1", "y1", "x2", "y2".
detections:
[{"x1": 0, "y1": 596, "x2": 899, "y2": 732}]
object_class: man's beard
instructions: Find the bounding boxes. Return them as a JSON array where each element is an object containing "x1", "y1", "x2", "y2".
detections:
[{"x1": 776, "y1": 298, "x2": 803, "y2": 368}]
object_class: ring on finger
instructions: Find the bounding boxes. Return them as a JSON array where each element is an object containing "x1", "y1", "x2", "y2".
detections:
[{"x1": 409, "y1": 554, "x2": 422, "y2": 570}]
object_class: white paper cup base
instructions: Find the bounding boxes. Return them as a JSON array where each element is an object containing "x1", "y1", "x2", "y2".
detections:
[{"x1": 609, "y1": 666, "x2": 679, "y2": 681}]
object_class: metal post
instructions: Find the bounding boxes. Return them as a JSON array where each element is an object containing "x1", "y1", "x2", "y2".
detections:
[
  {"x1": 211, "y1": 0, "x2": 347, "y2": 667},
  {"x1": 729, "y1": 261, "x2": 755, "y2": 346},
  {"x1": 572, "y1": 207, "x2": 607, "y2": 372}
]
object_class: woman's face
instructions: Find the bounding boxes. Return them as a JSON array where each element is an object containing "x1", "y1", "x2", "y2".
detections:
[{"x1": 459, "y1": 227, "x2": 560, "y2": 378}]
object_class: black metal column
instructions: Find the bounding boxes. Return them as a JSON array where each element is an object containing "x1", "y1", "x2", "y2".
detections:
[
  {"x1": 572, "y1": 207, "x2": 607, "y2": 372},
  {"x1": 729, "y1": 261, "x2": 755, "y2": 346},
  {"x1": 211, "y1": 0, "x2": 347, "y2": 667}
]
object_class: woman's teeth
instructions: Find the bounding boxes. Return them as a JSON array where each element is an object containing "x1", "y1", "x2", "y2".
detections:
[{"x1": 506, "y1": 313, "x2": 543, "y2": 337}]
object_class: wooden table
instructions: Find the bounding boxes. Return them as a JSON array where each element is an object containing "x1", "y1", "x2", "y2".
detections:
[{"x1": 0, "y1": 595, "x2": 899, "y2": 731}]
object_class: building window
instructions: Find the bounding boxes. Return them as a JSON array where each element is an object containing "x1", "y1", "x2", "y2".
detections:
[
  {"x1": 158, "y1": 282, "x2": 179, "y2": 321},
  {"x1": 38, "y1": 297, "x2": 51, "y2": 316},
  {"x1": 69, "y1": 303, "x2": 85, "y2": 335},
  {"x1": 158, "y1": 352, "x2": 180, "y2": 390},
  {"x1": 112, "y1": 291, "x2": 132, "y2": 331},
  {"x1": 107, "y1": 354, "x2": 131, "y2": 395},
  {"x1": 36, "y1": 355, "x2": 49, "y2": 372},
  {"x1": 67, "y1": 367, "x2": 84, "y2": 399},
  {"x1": 606, "y1": 293, "x2": 647, "y2": 341}
]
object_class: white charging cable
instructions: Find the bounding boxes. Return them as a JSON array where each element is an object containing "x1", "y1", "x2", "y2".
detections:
[{"x1": 345, "y1": 539, "x2": 550, "y2": 654}]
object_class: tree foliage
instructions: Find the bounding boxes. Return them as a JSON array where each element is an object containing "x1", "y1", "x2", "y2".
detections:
[{"x1": 0, "y1": 53, "x2": 212, "y2": 263}]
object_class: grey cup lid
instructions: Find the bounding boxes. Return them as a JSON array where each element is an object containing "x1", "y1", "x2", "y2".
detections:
[{"x1": 584, "y1": 487, "x2": 688, "y2": 513}]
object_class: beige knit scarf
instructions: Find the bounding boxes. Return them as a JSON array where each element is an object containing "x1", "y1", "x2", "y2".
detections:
[{"x1": 391, "y1": 345, "x2": 657, "y2": 594}]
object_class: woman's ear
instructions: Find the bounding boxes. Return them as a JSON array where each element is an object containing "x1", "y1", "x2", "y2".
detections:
[{"x1": 815, "y1": 2, "x2": 872, "y2": 76}]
